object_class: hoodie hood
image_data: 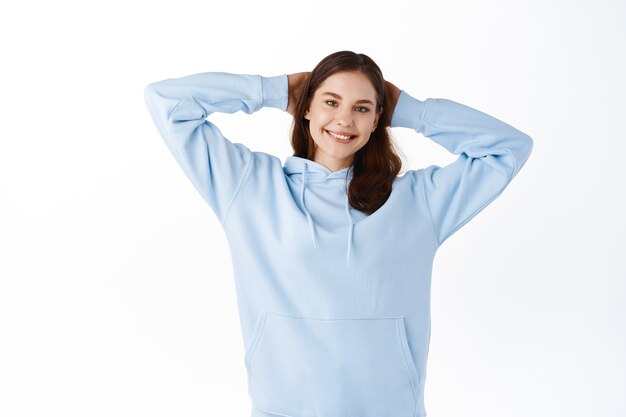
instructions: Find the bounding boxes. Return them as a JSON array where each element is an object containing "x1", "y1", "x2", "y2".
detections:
[{"x1": 283, "y1": 156, "x2": 355, "y2": 268}]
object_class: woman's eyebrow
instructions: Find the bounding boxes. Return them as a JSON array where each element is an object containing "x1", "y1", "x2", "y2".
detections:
[{"x1": 321, "y1": 91, "x2": 374, "y2": 105}]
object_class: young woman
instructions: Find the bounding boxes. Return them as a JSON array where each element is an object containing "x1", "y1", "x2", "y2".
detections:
[{"x1": 144, "y1": 50, "x2": 533, "y2": 417}]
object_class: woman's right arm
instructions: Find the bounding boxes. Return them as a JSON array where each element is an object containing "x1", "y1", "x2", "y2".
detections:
[
  {"x1": 143, "y1": 72, "x2": 288, "y2": 223},
  {"x1": 391, "y1": 90, "x2": 533, "y2": 246}
]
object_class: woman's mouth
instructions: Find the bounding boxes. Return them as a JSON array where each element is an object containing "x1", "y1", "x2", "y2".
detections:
[{"x1": 326, "y1": 129, "x2": 356, "y2": 143}]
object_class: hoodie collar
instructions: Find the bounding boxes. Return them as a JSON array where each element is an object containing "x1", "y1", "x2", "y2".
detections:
[
  {"x1": 283, "y1": 156, "x2": 355, "y2": 268},
  {"x1": 283, "y1": 156, "x2": 354, "y2": 180}
]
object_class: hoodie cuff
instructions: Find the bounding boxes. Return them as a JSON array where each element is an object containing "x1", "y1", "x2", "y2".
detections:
[
  {"x1": 391, "y1": 90, "x2": 428, "y2": 132},
  {"x1": 261, "y1": 74, "x2": 288, "y2": 111}
]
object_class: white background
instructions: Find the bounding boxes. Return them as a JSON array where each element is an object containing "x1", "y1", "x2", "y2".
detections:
[{"x1": 1, "y1": 0, "x2": 624, "y2": 416}]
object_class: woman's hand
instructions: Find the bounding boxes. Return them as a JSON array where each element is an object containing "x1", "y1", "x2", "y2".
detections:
[
  {"x1": 384, "y1": 80, "x2": 401, "y2": 119},
  {"x1": 287, "y1": 72, "x2": 310, "y2": 117}
]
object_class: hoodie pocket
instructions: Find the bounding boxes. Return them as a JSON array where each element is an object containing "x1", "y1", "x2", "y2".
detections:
[{"x1": 244, "y1": 310, "x2": 419, "y2": 417}]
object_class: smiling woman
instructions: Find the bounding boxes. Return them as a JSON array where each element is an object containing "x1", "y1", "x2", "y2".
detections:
[{"x1": 143, "y1": 50, "x2": 533, "y2": 417}]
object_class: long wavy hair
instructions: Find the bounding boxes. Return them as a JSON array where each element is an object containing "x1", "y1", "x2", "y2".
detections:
[{"x1": 290, "y1": 50, "x2": 403, "y2": 215}]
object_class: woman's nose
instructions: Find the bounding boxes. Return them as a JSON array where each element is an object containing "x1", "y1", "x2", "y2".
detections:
[{"x1": 335, "y1": 107, "x2": 354, "y2": 126}]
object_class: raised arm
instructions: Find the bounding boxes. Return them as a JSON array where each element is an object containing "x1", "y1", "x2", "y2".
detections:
[
  {"x1": 143, "y1": 72, "x2": 288, "y2": 223},
  {"x1": 391, "y1": 90, "x2": 533, "y2": 246}
]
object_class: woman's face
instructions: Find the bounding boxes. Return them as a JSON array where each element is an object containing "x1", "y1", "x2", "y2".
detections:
[{"x1": 304, "y1": 71, "x2": 381, "y2": 172}]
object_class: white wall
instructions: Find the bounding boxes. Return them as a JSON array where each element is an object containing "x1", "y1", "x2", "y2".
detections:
[{"x1": 1, "y1": 0, "x2": 624, "y2": 416}]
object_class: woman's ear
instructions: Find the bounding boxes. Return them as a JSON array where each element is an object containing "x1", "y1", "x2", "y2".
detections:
[{"x1": 304, "y1": 108, "x2": 311, "y2": 120}]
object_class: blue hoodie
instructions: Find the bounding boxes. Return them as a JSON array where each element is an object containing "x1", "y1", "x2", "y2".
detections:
[{"x1": 144, "y1": 72, "x2": 533, "y2": 417}]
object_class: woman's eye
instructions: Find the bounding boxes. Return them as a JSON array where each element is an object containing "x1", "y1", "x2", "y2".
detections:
[{"x1": 324, "y1": 100, "x2": 369, "y2": 113}]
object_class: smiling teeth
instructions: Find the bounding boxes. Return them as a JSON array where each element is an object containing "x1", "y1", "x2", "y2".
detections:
[{"x1": 328, "y1": 130, "x2": 353, "y2": 140}]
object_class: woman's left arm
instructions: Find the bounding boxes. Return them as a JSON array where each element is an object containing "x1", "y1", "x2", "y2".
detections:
[{"x1": 389, "y1": 88, "x2": 534, "y2": 246}]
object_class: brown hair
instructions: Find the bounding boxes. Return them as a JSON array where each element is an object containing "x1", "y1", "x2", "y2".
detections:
[{"x1": 290, "y1": 50, "x2": 403, "y2": 215}]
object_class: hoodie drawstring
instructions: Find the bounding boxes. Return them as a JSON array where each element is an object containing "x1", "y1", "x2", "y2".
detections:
[
  {"x1": 301, "y1": 162, "x2": 318, "y2": 249},
  {"x1": 345, "y1": 192, "x2": 354, "y2": 268},
  {"x1": 300, "y1": 162, "x2": 354, "y2": 268}
]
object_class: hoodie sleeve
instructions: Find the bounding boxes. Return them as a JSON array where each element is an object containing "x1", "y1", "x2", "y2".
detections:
[
  {"x1": 143, "y1": 72, "x2": 288, "y2": 223},
  {"x1": 391, "y1": 91, "x2": 533, "y2": 246}
]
